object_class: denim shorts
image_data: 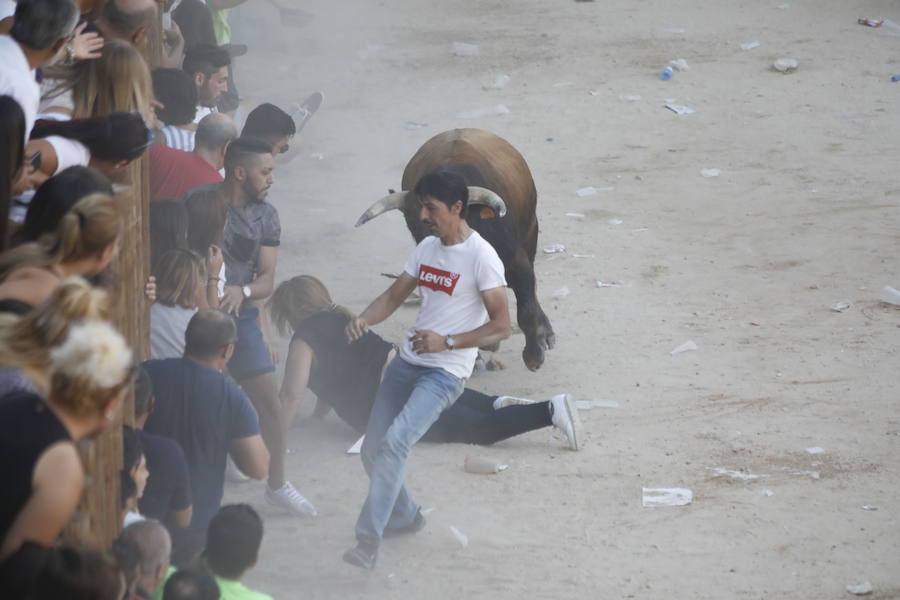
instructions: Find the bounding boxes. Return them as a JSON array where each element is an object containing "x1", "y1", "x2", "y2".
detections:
[{"x1": 227, "y1": 306, "x2": 275, "y2": 381}]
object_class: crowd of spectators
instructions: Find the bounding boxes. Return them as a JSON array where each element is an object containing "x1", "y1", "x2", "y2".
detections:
[
  {"x1": 0, "y1": 0, "x2": 321, "y2": 596},
  {"x1": 0, "y1": 0, "x2": 577, "y2": 590}
]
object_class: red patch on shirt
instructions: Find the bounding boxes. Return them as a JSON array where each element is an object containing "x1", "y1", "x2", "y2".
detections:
[{"x1": 418, "y1": 265, "x2": 460, "y2": 295}]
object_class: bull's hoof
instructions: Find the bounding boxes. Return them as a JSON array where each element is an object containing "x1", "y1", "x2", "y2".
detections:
[
  {"x1": 522, "y1": 345, "x2": 544, "y2": 372},
  {"x1": 485, "y1": 357, "x2": 505, "y2": 371}
]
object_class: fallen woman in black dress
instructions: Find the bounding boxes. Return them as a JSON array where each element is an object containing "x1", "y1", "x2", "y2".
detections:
[{"x1": 268, "y1": 275, "x2": 582, "y2": 450}]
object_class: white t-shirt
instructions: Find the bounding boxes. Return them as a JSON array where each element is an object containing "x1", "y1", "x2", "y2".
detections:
[
  {"x1": 399, "y1": 230, "x2": 506, "y2": 379},
  {"x1": 45, "y1": 135, "x2": 90, "y2": 173},
  {"x1": 193, "y1": 105, "x2": 217, "y2": 124},
  {"x1": 0, "y1": 35, "x2": 39, "y2": 141},
  {"x1": 150, "y1": 303, "x2": 197, "y2": 359}
]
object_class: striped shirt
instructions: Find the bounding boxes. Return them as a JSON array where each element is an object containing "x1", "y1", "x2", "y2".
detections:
[{"x1": 160, "y1": 125, "x2": 196, "y2": 152}]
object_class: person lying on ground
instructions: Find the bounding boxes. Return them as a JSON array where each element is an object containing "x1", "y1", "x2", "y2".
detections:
[{"x1": 270, "y1": 274, "x2": 582, "y2": 449}]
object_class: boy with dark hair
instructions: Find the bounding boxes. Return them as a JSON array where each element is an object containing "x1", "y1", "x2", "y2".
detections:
[
  {"x1": 240, "y1": 103, "x2": 294, "y2": 154},
  {"x1": 241, "y1": 92, "x2": 322, "y2": 156},
  {"x1": 164, "y1": 566, "x2": 220, "y2": 600},
  {"x1": 182, "y1": 44, "x2": 230, "y2": 124},
  {"x1": 205, "y1": 504, "x2": 271, "y2": 600}
]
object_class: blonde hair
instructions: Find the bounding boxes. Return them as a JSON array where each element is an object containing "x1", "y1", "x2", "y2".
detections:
[
  {"x1": 268, "y1": 275, "x2": 354, "y2": 337},
  {"x1": 0, "y1": 276, "x2": 111, "y2": 393},
  {"x1": 49, "y1": 319, "x2": 133, "y2": 416},
  {"x1": 44, "y1": 39, "x2": 155, "y2": 123},
  {"x1": 155, "y1": 248, "x2": 205, "y2": 309},
  {"x1": 0, "y1": 193, "x2": 122, "y2": 281}
]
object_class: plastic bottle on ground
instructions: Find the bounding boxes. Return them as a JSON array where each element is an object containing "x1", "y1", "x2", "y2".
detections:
[{"x1": 660, "y1": 66, "x2": 673, "y2": 80}]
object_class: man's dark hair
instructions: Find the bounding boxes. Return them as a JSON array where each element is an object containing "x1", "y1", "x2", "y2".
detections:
[
  {"x1": 184, "y1": 309, "x2": 236, "y2": 359},
  {"x1": 32, "y1": 545, "x2": 122, "y2": 600},
  {"x1": 14, "y1": 166, "x2": 112, "y2": 246},
  {"x1": 182, "y1": 44, "x2": 230, "y2": 79},
  {"x1": 134, "y1": 365, "x2": 153, "y2": 418},
  {"x1": 223, "y1": 136, "x2": 272, "y2": 176},
  {"x1": 100, "y1": 0, "x2": 156, "y2": 40},
  {"x1": 122, "y1": 425, "x2": 143, "y2": 473},
  {"x1": 163, "y1": 566, "x2": 220, "y2": 600},
  {"x1": 205, "y1": 504, "x2": 263, "y2": 579},
  {"x1": 241, "y1": 103, "x2": 295, "y2": 147},
  {"x1": 120, "y1": 470, "x2": 137, "y2": 510},
  {"x1": 414, "y1": 171, "x2": 469, "y2": 218},
  {"x1": 152, "y1": 68, "x2": 198, "y2": 126},
  {"x1": 196, "y1": 114, "x2": 237, "y2": 151},
  {"x1": 11, "y1": 0, "x2": 79, "y2": 50}
]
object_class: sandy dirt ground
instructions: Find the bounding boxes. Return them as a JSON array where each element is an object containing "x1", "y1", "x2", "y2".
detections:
[{"x1": 218, "y1": 0, "x2": 900, "y2": 597}]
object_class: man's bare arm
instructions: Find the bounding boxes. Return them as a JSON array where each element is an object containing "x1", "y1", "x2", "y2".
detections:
[{"x1": 346, "y1": 273, "x2": 418, "y2": 341}]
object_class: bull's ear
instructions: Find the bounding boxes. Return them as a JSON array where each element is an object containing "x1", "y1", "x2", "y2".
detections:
[{"x1": 476, "y1": 206, "x2": 497, "y2": 219}]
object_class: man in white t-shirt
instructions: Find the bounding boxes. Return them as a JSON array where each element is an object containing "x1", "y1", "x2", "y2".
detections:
[
  {"x1": 0, "y1": 0, "x2": 79, "y2": 141},
  {"x1": 342, "y1": 171, "x2": 512, "y2": 569}
]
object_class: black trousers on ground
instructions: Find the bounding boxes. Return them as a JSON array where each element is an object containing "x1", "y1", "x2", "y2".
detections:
[{"x1": 422, "y1": 389, "x2": 552, "y2": 445}]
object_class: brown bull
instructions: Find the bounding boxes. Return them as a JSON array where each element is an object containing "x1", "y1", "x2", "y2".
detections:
[{"x1": 356, "y1": 128, "x2": 555, "y2": 371}]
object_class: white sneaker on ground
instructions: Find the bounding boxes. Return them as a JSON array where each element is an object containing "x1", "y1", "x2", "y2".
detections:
[
  {"x1": 289, "y1": 91, "x2": 324, "y2": 134},
  {"x1": 549, "y1": 393, "x2": 583, "y2": 451},
  {"x1": 265, "y1": 481, "x2": 318, "y2": 517},
  {"x1": 492, "y1": 395, "x2": 538, "y2": 410},
  {"x1": 226, "y1": 456, "x2": 250, "y2": 483}
]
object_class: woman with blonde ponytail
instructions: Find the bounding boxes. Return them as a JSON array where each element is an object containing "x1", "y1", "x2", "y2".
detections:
[
  {"x1": 270, "y1": 275, "x2": 576, "y2": 449},
  {"x1": 0, "y1": 193, "x2": 121, "y2": 313},
  {"x1": 0, "y1": 276, "x2": 110, "y2": 397},
  {"x1": 0, "y1": 318, "x2": 133, "y2": 586}
]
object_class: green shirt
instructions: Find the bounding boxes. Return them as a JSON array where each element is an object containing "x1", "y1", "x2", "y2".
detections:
[
  {"x1": 152, "y1": 566, "x2": 177, "y2": 600},
  {"x1": 216, "y1": 576, "x2": 274, "y2": 600},
  {"x1": 210, "y1": 8, "x2": 231, "y2": 45}
]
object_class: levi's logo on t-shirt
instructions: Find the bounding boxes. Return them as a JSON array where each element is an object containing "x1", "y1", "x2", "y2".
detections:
[{"x1": 418, "y1": 264, "x2": 460, "y2": 295}]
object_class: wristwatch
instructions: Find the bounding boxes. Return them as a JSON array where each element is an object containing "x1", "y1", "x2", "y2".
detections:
[
  {"x1": 445, "y1": 335, "x2": 455, "y2": 351},
  {"x1": 242, "y1": 285, "x2": 252, "y2": 299}
]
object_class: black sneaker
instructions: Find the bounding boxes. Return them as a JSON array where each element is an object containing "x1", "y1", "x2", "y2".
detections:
[
  {"x1": 342, "y1": 542, "x2": 377, "y2": 569},
  {"x1": 383, "y1": 509, "x2": 426, "y2": 538}
]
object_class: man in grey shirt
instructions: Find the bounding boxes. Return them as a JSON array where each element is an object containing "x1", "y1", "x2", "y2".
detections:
[{"x1": 203, "y1": 137, "x2": 317, "y2": 518}]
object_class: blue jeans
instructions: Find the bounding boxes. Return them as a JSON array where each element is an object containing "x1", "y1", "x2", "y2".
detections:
[{"x1": 355, "y1": 356, "x2": 464, "y2": 547}]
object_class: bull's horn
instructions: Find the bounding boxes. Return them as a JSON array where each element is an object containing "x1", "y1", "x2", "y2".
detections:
[
  {"x1": 356, "y1": 191, "x2": 407, "y2": 227},
  {"x1": 467, "y1": 187, "x2": 507, "y2": 218}
]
